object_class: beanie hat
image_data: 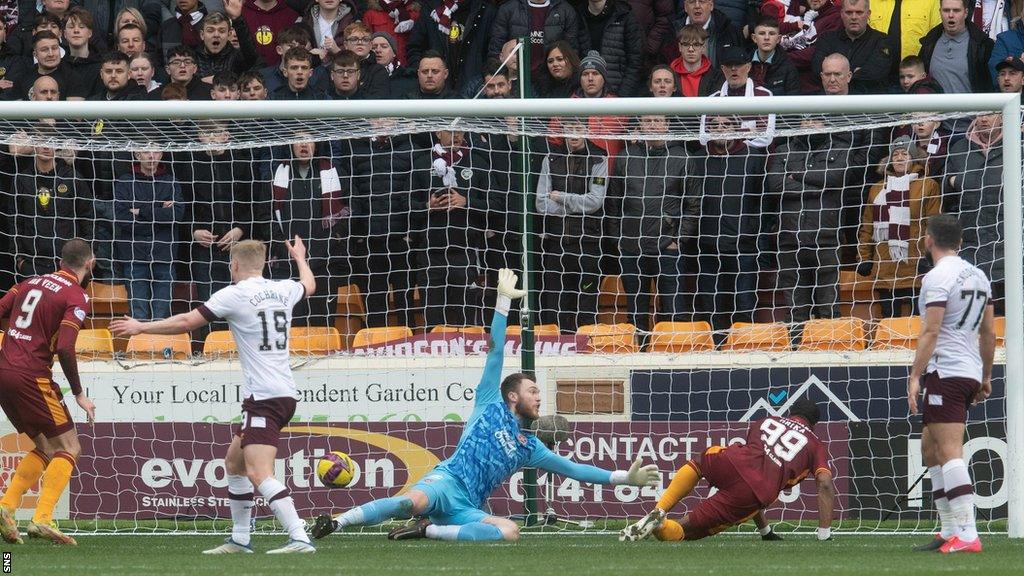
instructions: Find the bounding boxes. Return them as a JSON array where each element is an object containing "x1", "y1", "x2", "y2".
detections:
[
  {"x1": 579, "y1": 50, "x2": 608, "y2": 79},
  {"x1": 371, "y1": 32, "x2": 399, "y2": 60}
]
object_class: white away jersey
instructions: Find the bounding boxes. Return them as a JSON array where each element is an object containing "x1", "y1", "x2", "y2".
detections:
[
  {"x1": 918, "y1": 255, "x2": 992, "y2": 381},
  {"x1": 199, "y1": 277, "x2": 306, "y2": 400}
]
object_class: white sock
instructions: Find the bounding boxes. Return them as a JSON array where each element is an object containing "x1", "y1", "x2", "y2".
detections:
[
  {"x1": 227, "y1": 474, "x2": 254, "y2": 546},
  {"x1": 424, "y1": 524, "x2": 460, "y2": 541},
  {"x1": 335, "y1": 507, "x2": 365, "y2": 528},
  {"x1": 942, "y1": 459, "x2": 978, "y2": 542},
  {"x1": 258, "y1": 478, "x2": 309, "y2": 543},
  {"x1": 929, "y1": 465, "x2": 955, "y2": 539},
  {"x1": 758, "y1": 525, "x2": 772, "y2": 536}
]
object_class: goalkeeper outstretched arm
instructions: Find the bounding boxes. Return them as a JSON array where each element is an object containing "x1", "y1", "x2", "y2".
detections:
[
  {"x1": 527, "y1": 444, "x2": 660, "y2": 487},
  {"x1": 473, "y1": 269, "x2": 527, "y2": 407}
]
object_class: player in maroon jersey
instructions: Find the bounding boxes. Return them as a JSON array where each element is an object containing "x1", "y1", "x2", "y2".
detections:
[
  {"x1": 0, "y1": 239, "x2": 97, "y2": 546},
  {"x1": 620, "y1": 399, "x2": 837, "y2": 542}
]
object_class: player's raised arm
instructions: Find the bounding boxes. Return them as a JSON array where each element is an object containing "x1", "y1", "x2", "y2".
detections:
[
  {"x1": 815, "y1": 469, "x2": 836, "y2": 541},
  {"x1": 285, "y1": 235, "x2": 316, "y2": 297},
  {"x1": 526, "y1": 440, "x2": 660, "y2": 487},
  {"x1": 474, "y1": 269, "x2": 527, "y2": 406},
  {"x1": 908, "y1": 304, "x2": 945, "y2": 415},
  {"x1": 109, "y1": 309, "x2": 210, "y2": 337}
]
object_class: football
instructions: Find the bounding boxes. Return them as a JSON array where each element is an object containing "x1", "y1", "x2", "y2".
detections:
[{"x1": 317, "y1": 451, "x2": 356, "y2": 487}]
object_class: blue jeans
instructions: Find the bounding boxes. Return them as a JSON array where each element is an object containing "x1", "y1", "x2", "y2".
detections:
[
  {"x1": 125, "y1": 260, "x2": 174, "y2": 320},
  {"x1": 619, "y1": 251, "x2": 684, "y2": 334}
]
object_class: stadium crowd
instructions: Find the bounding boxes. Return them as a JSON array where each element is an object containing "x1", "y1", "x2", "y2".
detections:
[{"x1": 0, "y1": 0, "x2": 1019, "y2": 345}]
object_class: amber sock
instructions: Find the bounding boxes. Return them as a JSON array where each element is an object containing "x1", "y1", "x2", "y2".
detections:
[
  {"x1": 0, "y1": 450, "x2": 48, "y2": 512},
  {"x1": 654, "y1": 519, "x2": 685, "y2": 541},
  {"x1": 31, "y1": 451, "x2": 74, "y2": 525},
  {"x1": 656, "y1": 463, "x2": 700, "y2": 512}
]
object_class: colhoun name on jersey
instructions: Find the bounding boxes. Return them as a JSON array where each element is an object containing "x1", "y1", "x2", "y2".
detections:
[{"x1": 248, "y1": 289, "x2": 291, "y2": 308}]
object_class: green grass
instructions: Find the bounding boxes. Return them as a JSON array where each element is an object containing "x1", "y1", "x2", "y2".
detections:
[{"x1": 5, "y1": 533, "x2": 1024, "y2": 576}]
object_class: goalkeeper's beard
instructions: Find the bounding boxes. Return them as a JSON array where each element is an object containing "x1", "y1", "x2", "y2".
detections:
[{"x1": 513, "y1": 397, "x2": 541, "y2": 421}]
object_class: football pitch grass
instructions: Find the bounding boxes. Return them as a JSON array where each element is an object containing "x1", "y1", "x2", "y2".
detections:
[{"x1": 6, "y1": 533, "x2": 1024, "y2": 576}]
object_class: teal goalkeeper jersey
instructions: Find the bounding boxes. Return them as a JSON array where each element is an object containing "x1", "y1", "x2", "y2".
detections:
[{"x1": 434, "y1": 310, "x2": 613, "y2": 508}]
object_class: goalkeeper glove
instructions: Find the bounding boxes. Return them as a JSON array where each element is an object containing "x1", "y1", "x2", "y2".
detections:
[
  {"x1": 495, "y1": 268, "x2": 527, "y2": 315},
  {"x1": 610, "y1": 459, "x2": 660, "y2": 486}
]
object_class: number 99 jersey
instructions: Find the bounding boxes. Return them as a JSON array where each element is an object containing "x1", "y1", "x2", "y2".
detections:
[
  {"x1": 727, "y1": 416, "x2": 832, "y2": 506},
  {"x1": 918, "y1": 255, "x2": 992, "y2": 382},
  {"x1": 198, "y1": 277, "x2": 306, "y2": 401}
]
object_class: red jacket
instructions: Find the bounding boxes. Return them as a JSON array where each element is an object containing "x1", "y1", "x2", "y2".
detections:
[{"x1": 671, "y1": 55, "x2": 711, "y2": 97}]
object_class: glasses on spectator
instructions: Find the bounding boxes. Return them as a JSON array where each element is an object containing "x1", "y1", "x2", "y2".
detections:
[
  {"x1": 168, "y1": 59, "x2": 196, "y2": 67},
  {"x1": 679, "y1": 42, "x2": 705, "y2": 49},
  {"x1": 332, "y1": 68, "x2": 359, "y2": 76},
  {"x1": 345, "y1": 36, "x2": 371, "y2": 44}
]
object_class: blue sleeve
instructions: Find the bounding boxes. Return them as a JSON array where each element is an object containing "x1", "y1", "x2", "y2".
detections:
[
  {"x1": 473, "y1": 309, "x2": 508, "y2": 407},
  {"x1": 526, "y1": 438, "x2": 613, "y2": 485}
]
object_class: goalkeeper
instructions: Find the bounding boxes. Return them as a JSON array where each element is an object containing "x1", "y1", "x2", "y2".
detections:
[{"x1": 312, "y1": 269, "x2": 660, "y2": 542}]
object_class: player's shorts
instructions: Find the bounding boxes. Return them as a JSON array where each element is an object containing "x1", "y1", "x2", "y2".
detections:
[
  {"x1": 683, "y1": 446, "x2": 762, "y2": 540},
  {"x1": 235, "y1": 396, "x2": 297, "y2": 448},
  {"x1": 411, "y1": 469, "x2": 489, "y2": 526},
  {"x1": 922, "y1": 372, "x2": 980, "y2": 425},
  {"x1": 0, "y1": 371, "x2": 74, "y2": 439}
]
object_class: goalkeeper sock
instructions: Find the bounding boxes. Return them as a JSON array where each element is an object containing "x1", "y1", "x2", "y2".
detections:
[
  {"x1": 32, "y1": 451, "x2": 74, "y2": 525},
  {"x1": 227, "y1": 474, "x2": 255, "y2": 546},
  {"x1": 337, "y1": 496, "x2": 415, "y2": 528},
  {"x1": 942, "y1": 459, "x2": 978, "y2": 542},
  {"x1": 654, "y1": 519, "x2": 685, "y2": 541},
  {"x1": 656, "y1": 463, "x2": 700, "y2": 512},
  {"x1": 258, "y1": 478, "x2": 309, "y2": 543},
  {"x1": 0, "y1": 449, "x2": 47, "y2": 512},
  {"x1": 426, "y1": 523, "x2": 504, "y2": 541},
  {"x1": 929, "y1": 465, "x2": 955, "y2": 539}
]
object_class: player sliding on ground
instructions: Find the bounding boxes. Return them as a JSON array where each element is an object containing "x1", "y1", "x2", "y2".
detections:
[
  {"x1": 908, "y1": 214, "x2": 995, "y2": 554},
  {"x1": 620, "y1": 399, "x2": 836, "y2": 543},
  {"x1": 0, "y1": 239, "x2": 97, "y2": 546},
  {"x1": 110, "y1": 237, "x2": 317, "y2": 554},
  {"x1": 311, "y1": 269, "x2": 660, "y2": 542}
]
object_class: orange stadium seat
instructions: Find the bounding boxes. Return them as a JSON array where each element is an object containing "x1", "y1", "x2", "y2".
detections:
[
  {"x1": 352, "y1": 326, "x2": 414, "y2": 348},
  {"x1": 86, "y1": 282, "x2": 129, "y2": 316},
  {"x1": 430, "y1": 325, "x2": 485, "y2": 334},
  {"x1": 649, "y1": 321, "x2": 714, "y2": 353},
  {"x1": 871, "y1": 317, "x2": 921, "y2": 350},
  {"x1": 125, "y1": 333, "x2": 192, "y2": 360},
  {"x1": 797, "y1": 318, "x2": 866, "y2": 352},
  {"x1": 76, "y1": 329, "x2": 115, "y2": 359},
  {"x1": 203, "y1": 330, "x2": 238, "y2": 357},
  {"x1": 995, "y1": 316, "x2": 1005, "y2": 347},
  {"x1": 576, "y1": 323, "x2": 638, "y2": 353},
  {"x1": 506, "y1": 324, "x2": 560, "y2": 337},
  {"x1": 290, "y1": 327, "x2": 342, "y2": 355},
  {"x1": 722, "y1": 322, "x2": 791, "y2": 352}
]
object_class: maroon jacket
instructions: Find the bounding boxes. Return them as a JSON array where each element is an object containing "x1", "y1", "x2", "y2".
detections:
[
  {"x1": 787, "y1": 1, "x2": 842, "y2": 94},
  {"x1": 242, "y1": 0, "x2": 302, "y2": 67}
]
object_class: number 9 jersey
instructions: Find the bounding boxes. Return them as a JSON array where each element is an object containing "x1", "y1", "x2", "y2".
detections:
[
  {"x1": 918, "y1": 255, "x2": 992, "y2": 382},
  {"x1": 726, "y1": 416, "x2": 832, "y2": 506},
  {"x1": 197, "y1": 277, "x2": 306, "y2": 401}
]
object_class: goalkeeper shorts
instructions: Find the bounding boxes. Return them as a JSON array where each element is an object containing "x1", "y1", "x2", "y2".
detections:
[{"x1": 411, "y1": 470, "x2": 490, "y2": 525}]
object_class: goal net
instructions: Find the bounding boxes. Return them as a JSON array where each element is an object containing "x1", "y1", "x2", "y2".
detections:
[{"x1": 0, "y1": 95, "x2": 1019, "y2": 536}]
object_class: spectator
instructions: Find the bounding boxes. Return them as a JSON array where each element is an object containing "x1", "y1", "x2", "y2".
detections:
[
  {"x1": 759, "y1": 0, "x2": 810, "y2": 37},
  {"x1": 407, "y1": 0, "x2": 501, "y2": 91},
  {"x1": 302, "y1": 0, "x2": 359, "y2": 55},
  {"x1": 907, "y1": 117, "x2": 950, "y2": 182},
  {"x1": 605, "y1": 115, "x2": 687, "y2": 336},
  {"x1": 269, "y1": 45, "x2": 325, "y2": 98},
  {"x1": 578, "y1": 0, "x2": 644, "y2": 96},
  {"x1": 89, "y1": 3, "x2": 154, "y2": 41},
  {"x1": 667, "y1": 0, "x2": 742, "y2": 68},
  {"x1": 919, "y1": 0, "x2": 995, "y2": 93},
  {"x1": 670, "y1": 24, "x2": 723, "y2": 97},
  {"x1": 110, "y1": 6, "x2": 151, "y2": 50},
  {"x1": 8, "y1": 31, "x2": 71, "y2": 100},
  {"x1": 0, "y1": 20, "x2": 30, "y2": 99},
  {"x1": 536, "y1": 40, "x2": 580, "y2": 97},
  {"x1": 819, "y1": 50, "x2": 853, "y2": 94},
  {"x1": 259, "y1": 26, "x2": 328, "y2": 94},
  {"x1": 362, "y1": 0, "x2": 417, "y2": 64},
  {"x1": 869, "y1": 0, "x2": 941, "y2": 59},
  {"x1": 563, "y1": 50, "x2": 626, "y2": 158},
  {"x1": 626, "y1": 0, "x2": 674, "y2": 70},
  {"x1": 646, "y1": 63, "x2": 678, "y2": 95},
  {"x1": 490, "y1": 0, "x2": 586, "y2": 85},
  {"x1": 210, "y1": 70, "x2": 239, "y2": 98},
  {"x1": 5, "y1": 0, "x2": 71, "y2": 56},
  {"x1": 812, "y1": 0, "x2": 898, "y2": 93},
  {"x1": 989, "y1": 3, "x2": 1024, "y2": 80},
  {"x1": 238, "y1": 68, "x2": 268, "y2": 98},
  {"x1": 898, "y1": 54, "x2": 944, "y2": 93},
  {"x1": 90, "y1": 50, "x2": 147, "y2": 100},
  {"x1": 195, "y1": 4, "x2": 261, "y2": 81},
  {"x1": 114, "y1": 149, "x2": 184, "y2": 321},
  {"x1": 242, "y1": 0, "x2": 301, "y2": 68},
  {"x1": 969, "y1": 0, "x2": 1012, "y2": 41},
  {"x1": 163, "y1": 45, "x2": 213, "y2": 99},
  {"x1": 117, "y1": 23, "x2": 148, "y2": 60},
  {"x1": 945, "y1": 112, "x2": 1006, "y2": 311},
  {"x1": 749, "y1": 16, "x2": 801, "y2": 96},
  {"x1": 536, "y1": 120, "x2": 609, "y2": 331},
  {"x1": 687, "y1": 115, "x2": 764, "y2": 338},
  {"x1": 701, "y1": 45, "x2": 776, "y2": 149},
  {"x1": 784, "y1": 0, "x2": 842, "y2": 93},
  {"x1": 410, "y1": 129, "x2": 487, "y2": 328},
  {"x1": 714, "y1": 0, "x2": 750, "y2": 29},
  {"x1": 857, "y1": 135, "x2": 941, "y2": 317},
  {"x1": 130, "y1": 52, "x2": 162, "y2": 92},
  {"x1": 341, "y1": 21, "x2": 390, "y2": 98},
  {"x1": 62, "y1": 7, "x2": 102, "y2": 99},
  {"x1": 326, "y1": 49, "x2": 365, "y2": 98},
  {"x1": 405, "y1": 49, "x2": 455, "y2": 98},
  {"x1": 995, "y1": 53, "x2": 1024, "y2": 91},
  {"x1": 160, "y1": 0, "x2": 211, "y2": 56},
  {"x1": 372, "y1": 30, "x2": 416, "y2": 95}
]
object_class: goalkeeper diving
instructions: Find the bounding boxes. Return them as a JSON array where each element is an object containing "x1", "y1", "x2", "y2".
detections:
[{"x1": 312, "y1": 269, "x2": 660, "y2": 542}]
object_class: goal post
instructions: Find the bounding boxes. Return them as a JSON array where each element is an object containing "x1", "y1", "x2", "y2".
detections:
[{"x1": 0, "y1": 93, "x2": 1019, "y2": 536}]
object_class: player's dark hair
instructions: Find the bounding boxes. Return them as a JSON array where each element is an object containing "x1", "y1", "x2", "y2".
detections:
[
  {"x1": 61, "y1": 238, "x2": 93, "y2": 269},
  {"x1": 927, "y1": 214, "x2": 962, "y2": 250},
  {"x1": 787, "y1": 399, "x2": 821, "y2": 426},
  {"x1": 501, "y1": 372, "x2": 530, "y2": 403}
]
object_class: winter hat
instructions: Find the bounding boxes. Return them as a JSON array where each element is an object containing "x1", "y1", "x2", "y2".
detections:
[
  {"x1": 579, "y1": 50, "x2": 608, "y2": 79},
  {"x1": 889, "y1": 135, "x2": 913, "y2": 158},
  {"x1": 371, "y1": 32, "x2": 399, "y2": 58}
]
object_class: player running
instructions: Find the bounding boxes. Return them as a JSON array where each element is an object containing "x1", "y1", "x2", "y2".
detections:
[
  {"x1": 908, "y1": 214, "x2": 995, "y2": 554},
  {"x1": 109, "y1": 237, "x2": 316, "y2": 554},
  {"x1": 620, "y1": 399, "x2": 836, "y2": 543},
  {"x1": 0, "y1": 239, "x2": 97, "y2": 546},
  {"x1": 310, "y1": 269, "x2": 661, "y2": 542}
]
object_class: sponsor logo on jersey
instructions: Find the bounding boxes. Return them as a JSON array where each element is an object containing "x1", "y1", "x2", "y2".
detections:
[{"x1": 73, "y1": 307, "x2": 87, "y2": 322}]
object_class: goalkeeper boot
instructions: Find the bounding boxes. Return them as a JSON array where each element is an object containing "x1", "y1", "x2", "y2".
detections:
[
  {"x1": 387, "y1": 518, "x2": 431, "y2": 541},
  {"x1": 202, "y1": 537, "x2": 254, "y2": 554},
  {"x1": 310, "y1": 514, "x2": 338, "y2": 540},
  {"x1": 26, "y1": 521, "x2": 76, "y2": 545},
  {"x1": 912, "y1": 534, "x2": 946, "y2": 552},
  {"x1": 619, "y1": 508, "x2": 665, "y2": 542},
  {"x1": 266, "y1": 539, "x2": 316, "y2": 554},
  {"x1": 0, "y1": 506, "x2": 22, "y2": 544}
]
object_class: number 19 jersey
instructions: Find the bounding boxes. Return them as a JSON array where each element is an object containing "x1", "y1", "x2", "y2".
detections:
[
  {"x1": 198, "y1": 277, "x2": 306, "y2": 401},
  {"x1": 918, "y1": 255, "x2": 992, "y2": 381}
]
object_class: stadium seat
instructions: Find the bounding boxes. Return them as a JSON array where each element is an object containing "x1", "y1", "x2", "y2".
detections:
[
  {"x1": 334, "y1": 284, "x2": 366, "y2": 349},
  {"x1": 797, "y1": 318, "x2": 867, "y2": 351},
  {"x1": 506, "y1": 324, "x2": 560, "y2": 337},
  {"x1": 648, "y1": 321, "x2": 714, "y2": 352},
  {"x1": 125, "y1": 333, "x2": 192, "y2": 360},
  {"x1": 430, "y1": 325, "x2": 486, "y2": 334},
  {"x1": 722, "y1": 322, "x2": 791, "y2": 352},
  {"x1": 576, "y1": 323, "x2": 638, "y2": 353},
  {"x1": 871, "y1": 317, "x2": 921, "y2": 350},
  {"x1": 352, "y1": 326, "x2": 413, "y2": 348},
  {"x1": 76, "y1": 329, "x2": 115, "y2": 359},
  {"x1": 203, "y1": 330, "x2": 238, "y2": 357},
  {"x1": 87, "y1": 282, "x2": 129, "y2": 316},
  {"x1": 290, "y1": 327, "x2": 342, "y2": 355},
  {"x1": 995, "y1": 316, "x2": 1005, "y2": 347}
]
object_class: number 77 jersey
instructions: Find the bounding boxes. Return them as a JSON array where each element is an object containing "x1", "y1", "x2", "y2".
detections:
[
  {"x1": 918, "y1": 255, "x2": 992, "y2": 382},
  {"x1": 727, "y1": 416, "x2": 832, "y2": 506},
  {"x1": 197, "y1": 277, "x2": 306, "y2": 401}
]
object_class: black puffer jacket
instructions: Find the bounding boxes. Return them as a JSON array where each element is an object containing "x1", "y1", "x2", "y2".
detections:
[
  {"x1": 606, "y1": 141, "x2": 687, "y2": 256},
  {"x1": 489, "y1": 0, "x2": 586, "y2": 60},
  {"x1": 684, "y1": 142, "x2": 765, "y2": 254},
  {"x1": 582, "y1": 0, "x2": 644, "y2": 96}
]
